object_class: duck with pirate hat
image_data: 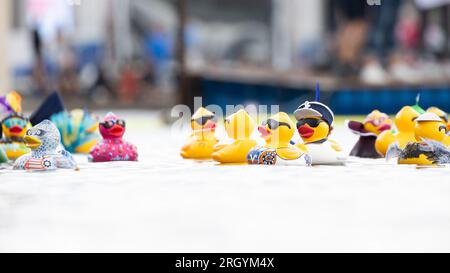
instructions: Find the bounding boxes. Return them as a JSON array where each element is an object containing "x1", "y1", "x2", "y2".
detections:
[
  {"x1": 247, "y1": 112, "x2": 311, "y2": 166},
  {"x1": 346, "y1": 110, "x2": 393, "y2": 158},
  {"x1": 386, "y1": 112, "x2": 450, "y2": 165},
  {"x1": 294, "y1": 82, "x2": 346, "y2": 165},
  {"x1": 181, "y1": 107, "x2": 219, "y2": 159}
]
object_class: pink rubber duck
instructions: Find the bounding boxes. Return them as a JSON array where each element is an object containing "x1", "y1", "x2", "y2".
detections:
[{"x1": 89, "y1": 112, "x2": 138, "y2": 162}]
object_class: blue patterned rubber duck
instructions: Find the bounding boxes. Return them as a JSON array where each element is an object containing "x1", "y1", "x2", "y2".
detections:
[{"x1": 13, "y1": 120, "x2": 77, "y2": 171}]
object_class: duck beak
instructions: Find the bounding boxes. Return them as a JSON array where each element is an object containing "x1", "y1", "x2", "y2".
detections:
[
  {"x1": 258, "y1": 126, "x2": 271, "y2": 139},
  {"x1": 378, "y1": 123, "x2": 391, "y2": 132},
  {"x1": 9, "y1": 125, "x2": 24, "y2": 134},
  {"x1": 24, "y1": 135, "x2": 42, "y2": 149},
  {"x1": 203, "y1": 120, "x2": 216, "y2": 131},
  {"x1": 298, "y1": 125, "x2": 315, "y2": 139},
  {"x1": 108, "y1": 124, "x2": 125, "y2": 137}
]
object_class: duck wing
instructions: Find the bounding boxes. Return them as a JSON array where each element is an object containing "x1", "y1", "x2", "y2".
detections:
[
  {"x1": 421, "y1": 139, "x2": 450, "y2": 164},
  {"x1": 386, "y1": 142, "x2": 401, "y2": 162}
]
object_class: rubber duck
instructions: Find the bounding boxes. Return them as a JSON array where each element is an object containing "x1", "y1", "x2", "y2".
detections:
[
  {"x1": 1, "y1": 91, "x2": 66, "y2": 161},
  {"x1": 212, "y1": 109, "x2": 257, "y2": 164},
  {"x1": 386, "y1": 113, "x2": 450, "y2": 165},
  {"x1": 13, "y1": 120, "x2": 77, "y2": 171},
  {"x1": 375, "y1": 104, "x2": 424, "y2": 156},
  {"x1": 88, "y1": 112, "x2": 138, "y2": 162},
  {"x1": 247, "y1": 112, "x2": 310, "y2": 165},
  {"x1": 293, "y1": 83, "x2": 346, "y2": 165},
  {"x1": 347, "y1": 110, "x2": 392, "y2": 158},
  {"x1": 51, "y1": 109, "x2": 99, "y2": 154},
  {"x1": 0, "y1": 113, "x2": 32, "y2": 159},
  {"x1": 180, "y1": 107, "x2": 218, "y2": 159}
]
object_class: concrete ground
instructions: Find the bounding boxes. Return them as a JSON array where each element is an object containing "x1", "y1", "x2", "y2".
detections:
[{"x1": 1, "y1": 111, "x2": 450, "y2": 252}]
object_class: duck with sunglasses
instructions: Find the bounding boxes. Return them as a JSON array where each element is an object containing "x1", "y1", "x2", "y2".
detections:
[
  {"x1": 294, "y1": 101, "x2": 346, "y2": 165},
  {"x1": 89, "y1": 112, "x2": 138, "y2": 162},
  {"x1": 0, "y1": 113, "x2": 32, "y2": 160},
  {"x1": 181, "y1": 107, "x2": 218, "y2": 159},
  {"x1": 247, "y1": 112, "x2": 310, "y2": 165}
]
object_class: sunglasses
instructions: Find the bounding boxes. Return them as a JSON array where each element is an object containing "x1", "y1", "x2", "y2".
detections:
[
  {"x1": 194, "y1": 116, "x2": 215, "y2": 126},
  {"x1": 365, "y1": 117, "x2": 387, "y2": 127},
  {"x1": 100, "y1": 119, "x2": 126, "y2": 129},
  {"x1": 2, "y1": 117, "x2": 28, "y2": 128},
  {"x1": 263, "y1": 119, "x2": 291, "y2": 130},
  {"x1": 296, "y1": 118, "x2": 323, "y2": 128}
]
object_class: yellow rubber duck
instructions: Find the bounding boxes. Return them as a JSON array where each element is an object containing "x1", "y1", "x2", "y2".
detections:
[
  {"x1": 247, "y1": 112, "x2": 308, "y2": 165},
  {"x1": 212, "y1": 109, "x2": 257, "y2": 164},
  {"x1": 375, "y1": 105, "x2": 424, "y2": 156},
  {"x1": 180, "y1": 107, "x2": 218, "y2": 159},
  {"x1": 294, "y1": 99, "x2": 346, "y2": 165},
  {"x1": 387, "y1": 113, "x2": 450, "y2": 165}
]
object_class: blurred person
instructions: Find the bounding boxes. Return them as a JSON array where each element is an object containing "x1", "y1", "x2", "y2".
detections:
[
  {"x1": 31, "y1": 26, "x2": 48, "y2": 94},
  {"x1": 26, "y1": 0, "x2": 75, "y2": 95},
  {"x1": 360, "y1": 0, "x2": 404, "y2": 85},
  {"x1": 333, "y1": 0, "x2": 369, "y2": 76},
  {"x1": 52, "y1": 29, "x2": 78, "y2": 95}
]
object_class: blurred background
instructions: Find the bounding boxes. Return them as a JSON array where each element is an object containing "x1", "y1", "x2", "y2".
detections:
[{"x1": 1, "y1": 0, "x2": 450, "y2": 115}]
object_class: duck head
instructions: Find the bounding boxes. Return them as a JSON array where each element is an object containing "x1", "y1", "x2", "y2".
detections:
[
  {"x1": 414, "y1": 113, "x2": 447, "y2": 142},
  {"x1": 1, "y1": 114, "x2": 31, "y2": 140},
  {"x1": 190, "y1": 107, "x2": 216, "y2": 133},
  {"x1": 99, "y1": 112, "x2": 126, "y2": 140},
  {"x1": 294, "y1": 101, "x2": 334, "y2": 143},
  {"x1": 258, "y1": 112, "x2": 294, "y2": 148},
  {"x1": 427, "y1": 107, "x2": 448, "y2": 130},
  {"x1": 24, "y1": 120, "x2": 61, "y2": 154},
  {"x1": 395, "y1": 106, "x2": 422, "y2": 132},
  {"x1": 224, "y1": 109, "x2": 255, "y2": 140},
  {"x1": 363, "y1": 110, "x2": 392, "y2": 135},
  {"x1": 296, "y1": 117, "x2": 330, "y2": 143}
]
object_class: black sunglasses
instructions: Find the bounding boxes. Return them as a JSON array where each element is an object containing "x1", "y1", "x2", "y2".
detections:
[
  {"x1": 194, "y1": 116, "x2": 215, "y2": 126},
  {"x1": 296, "y1": 118, "x2": 323, "y2": 128},
  {"x1": 264, "y1": 119, "x2": 291, "y2": 130},
  {"x1": 100, "y1": 119, "x2": 126, "y2": 129}
]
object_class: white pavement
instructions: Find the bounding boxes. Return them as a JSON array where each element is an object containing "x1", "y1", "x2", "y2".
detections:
[{"x1": 0, "y1": 111, "x2": 450, "y2": 252}]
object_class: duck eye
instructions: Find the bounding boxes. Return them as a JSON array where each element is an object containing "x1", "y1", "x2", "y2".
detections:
[
  {"x1": 26, "y1": 130, "x2": 32, "y2": 136},
  {"x1": 36, "y1": 129, "x2": 43, "y2": 136},
  {"x1": 117, "y1": 120, "x2": 126, "y2": 127}
]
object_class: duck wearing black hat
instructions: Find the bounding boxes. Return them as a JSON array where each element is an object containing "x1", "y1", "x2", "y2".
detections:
[{"x1": 294, "y1": 83, "x2": 346, "y2": 165}]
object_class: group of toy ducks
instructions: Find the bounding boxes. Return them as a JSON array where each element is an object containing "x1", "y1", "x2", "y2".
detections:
[
  {"x1": 181, "y1": 92, "x2": 450, "y2": 167},
  {"x1": 1, "y1": 91, "x2": 138, "y2": 171},
  {"x1": 347, "y1": 100, "x2": 450, "y2": 166},
  {"x1": 180, "y1": 88, "x2": 347, "y2": 166}
]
